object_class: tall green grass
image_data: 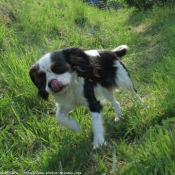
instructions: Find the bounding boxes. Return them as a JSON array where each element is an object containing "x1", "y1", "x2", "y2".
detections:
[{"x1": 0, "y1": 0, "x2": 175, "y2": 174}]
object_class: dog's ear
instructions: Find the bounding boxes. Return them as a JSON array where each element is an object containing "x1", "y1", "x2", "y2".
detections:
[
  {"x1": 62, "y1": 47, "x2": 95, "y2": 79},
  {"x1": 29, "y1": 63, "x2": 49, "y2": 100}
]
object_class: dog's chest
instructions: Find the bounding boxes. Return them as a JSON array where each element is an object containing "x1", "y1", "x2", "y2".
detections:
[{"x1": 53, "y1": 79, "x2": 88, "y2": 110}]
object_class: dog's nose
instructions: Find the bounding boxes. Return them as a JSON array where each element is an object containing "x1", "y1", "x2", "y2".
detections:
[{"x1": 48, "y1": 80, "x2": 53, "y2": 89}]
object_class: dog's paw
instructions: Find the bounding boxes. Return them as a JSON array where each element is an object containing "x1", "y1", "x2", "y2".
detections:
[
  {"x1": 71, "y1": 121, "x2": 80, "y2": 133},
  {"x1": 114, "y1": 114, "x2": 124, "y2": 122},
  {"x1": 114, "y1": 116, "x2": 120, "y2": 122},
  {"x1": 72, "y1": 125, "x2": 80, "y2": 133},
  {"x1": 66, "y1": 118, "x2": 80, "y2": 133},
  {"x1": 93, "y1": 138, "x2": 107, "y2": 149}
]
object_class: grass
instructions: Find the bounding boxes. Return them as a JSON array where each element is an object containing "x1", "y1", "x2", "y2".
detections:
[{"x1": 0, "y1": 0, "x2": 175, "y2": 174}]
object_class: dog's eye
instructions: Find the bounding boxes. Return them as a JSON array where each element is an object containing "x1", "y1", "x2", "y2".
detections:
[
  {"x1": 52, "y1": 66, "x2": 62, "y2": 72},
  {"x1": 52, "y1": 65, "x2": 67, "y2": 74}
]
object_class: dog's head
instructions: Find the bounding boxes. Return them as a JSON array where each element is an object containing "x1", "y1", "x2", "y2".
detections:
[{"x1": 29, "y1": 47, "x2": 95, "y2": 100}]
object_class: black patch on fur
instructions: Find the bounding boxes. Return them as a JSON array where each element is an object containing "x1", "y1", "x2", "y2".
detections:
[
  {"x1": 61, "y1": 47, "x2": 131, "y2": 90},
  {"x1": 29, "y1": 63, "x2": 49, "y2": 100},
  {"x1": 50, "y1": 51, "x2": 70, "y2": 74},
  {"x1": 88, "y1": 50, "x2": 119, "y2": 89},
  {"x1": 83, "y1": 80, "x2": 102, "y2": 113},
  {"x1": 62, "y1": 47, "x2": 97, "y2": 80}
]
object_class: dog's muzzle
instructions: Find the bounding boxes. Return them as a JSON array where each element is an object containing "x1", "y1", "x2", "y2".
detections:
[{"x1": 48, "y1": 79, "x2": 63, "y2": 92}]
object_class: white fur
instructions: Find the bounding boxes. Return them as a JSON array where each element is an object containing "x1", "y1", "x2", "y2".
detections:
[
  {"x1": 56, "y1": 105, "x2": 80, "y2": 132},
  {"x1": 53, "y1": 73, "x2": 88, "y2": 110},
  {"x1": 46, "y1": 72, "x2": 72, "y2": 94},
  {"x1": 114, "y1": 61, "x2": 134, "y2": 91},
  {"x1": 85, "y1": 50, "x2": 100, "y2": 57},
  {"x1": 90, "y1": 112, "x2": 105, "y2": 149},
  {"x1": 112, "y1": 44, "x2": 129, "y2": 53},
  {"x1": 94, "y1": 85, "x2": 122, "y2": 121},
  {"x1": 114, "y1": 60, "x2": 143, "y2": 103}
]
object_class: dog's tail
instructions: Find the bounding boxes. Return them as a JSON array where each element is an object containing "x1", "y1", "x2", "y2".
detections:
[{"x1": 112, "y1": 45, "x2": 129, "y2": 58}]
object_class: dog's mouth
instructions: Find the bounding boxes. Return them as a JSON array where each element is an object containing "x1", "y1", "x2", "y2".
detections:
[{"x1": 49, "y1": 79, "x2": 66, "y2": 93}]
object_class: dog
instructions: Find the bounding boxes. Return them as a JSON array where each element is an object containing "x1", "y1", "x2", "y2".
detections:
[{"x1": 29, "y1": 45, "x2": 142, "y2": 148}]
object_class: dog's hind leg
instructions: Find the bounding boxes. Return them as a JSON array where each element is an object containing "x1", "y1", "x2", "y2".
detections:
[
  {"x1": 114, "y1": 60, "x2": 143, "y2": 103},
  {"x1": 111, "y1": 98, "x2": 123, "y2": 122},
  {"x1": 131, "y1": 88, "x2": 143, "y2": 103},
  {"x1": 102, "y1": 90, "x2": 123, "y2": 122}
]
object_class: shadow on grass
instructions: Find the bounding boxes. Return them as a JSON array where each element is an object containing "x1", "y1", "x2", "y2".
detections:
[{"x1": 39, "y1": 133, "x2": 93, "y2": 173}]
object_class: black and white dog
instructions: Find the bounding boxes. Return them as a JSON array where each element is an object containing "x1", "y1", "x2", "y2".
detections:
[{"x1": 29, "y1": 45, "x2": 142, "y2": 148}]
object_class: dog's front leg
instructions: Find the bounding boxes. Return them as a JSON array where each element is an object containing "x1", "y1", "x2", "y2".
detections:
[
  {"x1": 90, "y1": 111, "x2": 106, "y2": 149},
  {"x1": 84, "y1": 81, "x2": 106, "y2": 148},
  {"x1": 56, "y1": 105, "x2": 80, "y2": 132}
]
